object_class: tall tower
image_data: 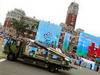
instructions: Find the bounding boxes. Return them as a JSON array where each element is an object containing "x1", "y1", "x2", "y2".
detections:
[{"x1": 65, "y1": 2, "x2": 79, "y2": 32}]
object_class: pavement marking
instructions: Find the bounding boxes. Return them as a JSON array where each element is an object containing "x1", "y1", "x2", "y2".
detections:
[{"x1": 0, "y1": 58, "x2": 6, "y2": 62}]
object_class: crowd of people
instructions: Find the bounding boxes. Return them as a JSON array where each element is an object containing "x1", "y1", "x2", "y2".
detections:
[{"x1": 0, "y1": 32, "x2": 99, "y2": 60}]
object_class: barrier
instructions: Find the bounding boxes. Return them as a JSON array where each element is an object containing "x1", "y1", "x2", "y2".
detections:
[
  {"x1": 68, "y1": 58, "x2": 100, "y2": 72},
  {"x1": 72, "y1": 59, "x2": 76, "y2": 64},
  {"x1": 69, "y1": 59, "x2": 76, "y2": 65},
  {"x1": 83, "y1": 62, "x2": 87, "y2": 67},
  {"x1": 80, "y1": 61, "x2": 84, "y2": 67},
  {"x1": 76, "y1": 60, "x2": 81, "y2": 66},
  {"x1": 0, "y1": 38, "x2": 4, "y2": 43},
  {"x1": 86, "y1": 63, "x2": 92, "y2": 69},
  {"x1": 98, "y1": 67, "x2": 100, "y2": 72},
  {"x1": 93, "y1": 65, "x2": 98, "y2": 71}
]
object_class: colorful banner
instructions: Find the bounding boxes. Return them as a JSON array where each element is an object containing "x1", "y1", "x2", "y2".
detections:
[
  {"x1": 0, "y1": 38, "x2": 8, "y2": 47},
  {"x1": 2, "y1": 39, "x2": 8, "y2": 45},
  {"x1": 76, "y1": 32, "x2": 100, "y2": 57},
  {"x1": 62, "y1": 32, "x2": 71, "y2": 50},
  {"x1": 25, "y1": 45, "x2": 38, "y2": 55},
  {"x1": 35, "y1": 20, "x2": 62, "y2": 47}
]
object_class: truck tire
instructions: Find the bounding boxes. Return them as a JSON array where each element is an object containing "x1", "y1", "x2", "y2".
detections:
[
  {"x1": 48, "y1": 64, "x2": 58, "y2": 73},
  {"x1": 7, "y1": 53, "x2": 16, "y2": 61}
]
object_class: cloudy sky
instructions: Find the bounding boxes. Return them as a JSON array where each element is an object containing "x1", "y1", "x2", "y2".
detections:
[{"x1": 1, "y1": 0, "x2": 100, "y2": 36}]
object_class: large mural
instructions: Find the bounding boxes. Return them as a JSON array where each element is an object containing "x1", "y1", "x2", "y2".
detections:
[
  {"x1": 62, "y1": 32, "x2": 71, "y2": 50},
  {"x1": 35, "y1": 20, "x2": 62, "y2": 47},
  {"x1": 76, "y1": 32, "x2": 100, "y2": 57}
]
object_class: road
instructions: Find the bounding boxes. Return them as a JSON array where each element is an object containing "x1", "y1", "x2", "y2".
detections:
[
  {"x1": 0, "y1": 58, "x2": 99, "y2": 75},
  {"x1": 0, "y1": 43, "x2": 4, "y2": 51},
  {"x1": 0, "y1": 43, "x2": 5, "y2": 59}
]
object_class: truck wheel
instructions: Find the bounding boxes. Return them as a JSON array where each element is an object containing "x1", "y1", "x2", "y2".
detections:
[
  {"x1": 48, "y1": 65, "x2": 58, "y2": 73},
  {"x1": 7, "y1": 53, "x2": 16, "y2": 61}
]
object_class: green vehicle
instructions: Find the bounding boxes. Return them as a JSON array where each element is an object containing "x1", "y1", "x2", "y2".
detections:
[{"x1": 3, "y1": 38, "x2": 76, "y2": 73}]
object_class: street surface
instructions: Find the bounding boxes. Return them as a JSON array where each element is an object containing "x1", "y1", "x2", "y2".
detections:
[
  {"x1": 0, "y1": 43, "x2": 5, "y2": 59},
  {"x1": 0, "y1": 58, "x2": 99, "y2": 75},
  {"x1": 0, "y1": 43, "x2": 99, "y2": 75}
]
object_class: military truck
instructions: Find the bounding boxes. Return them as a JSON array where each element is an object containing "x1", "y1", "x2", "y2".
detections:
[{"x1": 3, "y1": 38, "x2": 76, "y2": 73}]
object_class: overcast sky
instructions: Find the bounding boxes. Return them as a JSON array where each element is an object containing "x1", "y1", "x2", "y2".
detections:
[{"x1": 1, "y1": 0, "x2": 100, "y2": 37}]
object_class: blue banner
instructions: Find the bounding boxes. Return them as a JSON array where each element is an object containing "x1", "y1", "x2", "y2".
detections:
[
  {"x1": 2, "y1": 39, "x2": 8, "y2": 45},
  {"x1": 35, "y1": 20, "x2": 62, "y2": 47},
  {"x1": 62, "y1": 32, "x2": 71, "y2": 50},
  {"x1": 76, "y1": 32, "x2": 100, "y2": 57}
]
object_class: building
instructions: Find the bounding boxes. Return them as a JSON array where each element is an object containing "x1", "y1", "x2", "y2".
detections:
[
  {"x1": 0, "y1": 23, "x2": 3, "y2": 32},
  {"x1": 75, "y1": 28, "x2": 84, "y2": 35},
  {"x1": 4, "y1": 8, "x2": 25, "y2": 27},
  {"x1": 59, "y1": 2, "x2": 79, "y2": 52},
  {"x1": 3, "y1": 8, "x2": 25, "y2": 36},
  {"x1": 3, "y1": 8, "x2": 39, "y2": 39},
  {"x1": 6, "y1": 8, "x2": 25, "y2": 21},
  {"x1": 65, "y1": 2, "x2": 79, "y2": 32},
  {"x1": 23, "y1": 16, "x2": 39, "y2": 39}
]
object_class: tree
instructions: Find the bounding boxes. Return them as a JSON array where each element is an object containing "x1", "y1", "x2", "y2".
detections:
[
  {"x1": 30, "y1": 22, "x2": 39, "y2": 32},
  {"x1": 12, "y1": 19, "x2": 29, "y2": 36}
]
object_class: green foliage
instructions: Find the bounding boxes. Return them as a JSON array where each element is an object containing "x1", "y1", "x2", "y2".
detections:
[
  {"x1": 12, "y1": 19, "x2": 29, "y2": 35},
  {"x1": 31, "y1": 22, "x2": 39, "y2": 32}
]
